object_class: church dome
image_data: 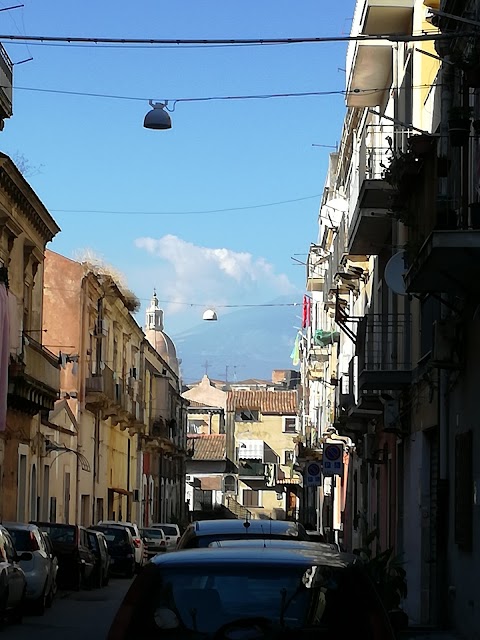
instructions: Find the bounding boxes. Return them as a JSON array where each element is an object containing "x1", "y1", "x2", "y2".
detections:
[{"x1": 144, "y1": 290, "x2": 179, "y2": 375}]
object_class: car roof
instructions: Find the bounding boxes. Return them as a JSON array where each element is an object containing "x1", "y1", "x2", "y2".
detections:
[
  {"x1": 187, "y1": 519, "x2": 304, "y2": 536},
  {"x1": 98, "y1": 520, "x2": 137, "y2": 527},
  {"x1": 3, "y1": 522, "x2": 40, "y2": 532},
  {"x1": 208, "y1": 539, "x2": 339, "y2": 552},
  {"x1": 31, "y1": 521, "x2": 77, "y2": 529},
  {"x1": 151, "y1": 546, "x2": 358, "y2": 569}
]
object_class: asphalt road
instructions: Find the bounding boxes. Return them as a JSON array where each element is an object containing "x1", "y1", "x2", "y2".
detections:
[{"x1": 5, "y1": 578, "x2": 133, "y2": 640}]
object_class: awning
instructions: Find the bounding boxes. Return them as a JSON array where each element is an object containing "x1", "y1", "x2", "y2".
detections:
[
  {"x1": 109, "y1": 487, "x2": 132, "y2": 496},
  {"x1": 314, "y1": 330, "x2": 340, "y2": 347},
  {"x1": 200, "y1": 476, "x2": 222, "y2": 491}
]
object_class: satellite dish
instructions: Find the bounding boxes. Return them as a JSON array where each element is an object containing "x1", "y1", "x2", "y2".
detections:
[{"x1": 384, "y1": 251, "x2": 407, "y2": 296}]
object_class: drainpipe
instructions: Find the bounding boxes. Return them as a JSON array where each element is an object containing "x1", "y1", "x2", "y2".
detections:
[{"x1": 438, "y1": 54, "x2": 454, "y2": 630}]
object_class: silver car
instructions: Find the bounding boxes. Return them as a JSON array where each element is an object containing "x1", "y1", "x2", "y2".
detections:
[{"x1": 4, "y1": 522, "x2": 55, "y2": 615}]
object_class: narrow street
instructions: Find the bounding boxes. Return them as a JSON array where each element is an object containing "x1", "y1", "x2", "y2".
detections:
[{"x1": 6, "y1": 579, "x2": 133, "y2": 640}]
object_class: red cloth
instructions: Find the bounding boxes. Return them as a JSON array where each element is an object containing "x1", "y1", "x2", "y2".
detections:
[{"x1": 302, "y1": 295, "x2": 311, "y2": 328}]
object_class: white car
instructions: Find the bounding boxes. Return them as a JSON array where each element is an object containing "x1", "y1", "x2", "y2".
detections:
[
  {"x1": 150, "y1": 523, "x2": 181, "y2": 552},
  {"x1": 97, "y1": 521, "x2": 144, "y2": 571},
  {"x1": 4, "y1": 523, "x2": 55, "y2": 615}
]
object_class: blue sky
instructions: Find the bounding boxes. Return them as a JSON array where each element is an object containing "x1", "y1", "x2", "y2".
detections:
[{"x1": 0, "y1": 0, "x2": 353, "y2": 335}]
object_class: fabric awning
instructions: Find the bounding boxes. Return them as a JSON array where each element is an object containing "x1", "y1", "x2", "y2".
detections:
[{"x1": 200, "y1": 476, "x2": 222, "y2": 491}]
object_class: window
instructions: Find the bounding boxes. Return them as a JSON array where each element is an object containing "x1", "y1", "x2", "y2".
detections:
[
  {"x1": 223, "y1": 475, "x2": 236, "y2": 493},
  {"x1": 235, "y1": 409, "x2": 259, "y2": 422},
  {"x1": 284, "y1": 450, "x2": 294, "y2": 465},
  {"x1": 49, "y1": 497, "x2": 57, "y2": 523},
  {"x1": 243, "y1": 490, "x2": 260, "y2": 508},
  {"x1": 283, "y1": 417, "x2": 297, "y2": 433}
]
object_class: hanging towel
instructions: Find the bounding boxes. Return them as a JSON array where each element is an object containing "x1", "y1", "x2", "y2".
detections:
[
  {"x1": 290, "y1": 332, "x2": 301, "y2": 366},
  {"x1": 302, "y1": 295, "x2": 312, "y2": 329},
  {"x1": 0, "y1": 283, "x2": 10, "y2": 431}
]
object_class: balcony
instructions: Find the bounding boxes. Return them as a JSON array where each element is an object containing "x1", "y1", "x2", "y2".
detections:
[
  {"x1": 0, "y1": 44, "x2": 12, "y2": 122},
  {"x1": 349, "y1": 179, "x2": 394, "y2": 255},
  {"x1": 346, "y1": 0, "x2": 414, "y2": 108},
  {"x1": 357, "y1": 313, "x2": 412, "y2": 390},
  {"x1": 405, "y1": 231, "x2": 480, "y2": 294},
  {"x1": 85, "y1": 364, "x2": 115, "y2": 410},
  {"x1": 238, "y1": 461, "x2": 266, "y2": 479},
  {"x1": 8, "y1": 338, "x2": 60, "y2": 415}
]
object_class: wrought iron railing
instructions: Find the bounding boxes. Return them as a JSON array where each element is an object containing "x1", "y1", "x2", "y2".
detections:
[{"x1": 357, "y1": 313, "x2": 412, "y2": 372}]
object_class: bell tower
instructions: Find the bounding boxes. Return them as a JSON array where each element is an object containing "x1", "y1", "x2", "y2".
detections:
[{"x1": 146, "y1": 290, "x2": 164, "y2": 332}]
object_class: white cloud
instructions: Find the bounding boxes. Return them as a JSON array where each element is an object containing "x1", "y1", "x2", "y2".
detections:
[{"x1": 134, "y1": 234, "x2": 297, "y2": 315}]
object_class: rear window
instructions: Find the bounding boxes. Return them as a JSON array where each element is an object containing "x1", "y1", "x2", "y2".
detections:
[
  {"x1": 97, "y1": 528, "x2": 129, "y2": 543},
  {"x1": 157, "y1": 526, "x2": 178, "y2": 536},
  {"x1": 185, "y1": 534, "x2": 303, "y2": 549},
  {"x1": 37, "y1": 525, "x2": 76, "y2": 544},
  {"x1": 141, "y1": 529, "x2": 165, "y2": 539},
  {"x1": 8, "y1": 529, "x2": 39, "y2": 552}
]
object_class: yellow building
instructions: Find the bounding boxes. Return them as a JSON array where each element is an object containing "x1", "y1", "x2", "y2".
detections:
[
  {"x1": 226, "y1": 390, "x2": 301, "y2": 520},
  {"x1": 0, "y1": 153, "x2": 60, "y2": 522}
]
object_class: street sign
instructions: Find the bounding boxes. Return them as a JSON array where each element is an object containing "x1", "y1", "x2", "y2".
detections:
[
  {"x1": 305, "y1": 461, "x2": 321, "y2": 486},
  {"x1": 322, "y1": 443, "x2": 343, "y2": 476}
]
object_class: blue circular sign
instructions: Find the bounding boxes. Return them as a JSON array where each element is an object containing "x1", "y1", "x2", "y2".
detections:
[
  {"x1": 325, "y1": 444, "x2": 342, "y2": 461},
  {"x1": 307, "y1": 462, "x2": 320, "y2": 476}
]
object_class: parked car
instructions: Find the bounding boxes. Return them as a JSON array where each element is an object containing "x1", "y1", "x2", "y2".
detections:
[
  {"x1": 176, "y1": 519, "x2": 308, "y2": 549},
  {"x1": 40, "y1": 531, "x2": 58, "y2": 606},
  {"x1": 98, "y1": 521, "x2": 144, "y2": 571},
  {"x1": 86, "y1": 529, "x2": 110, "y2": 588},
  {"x1": 31, "y1": 522, "x2": 95, "y2": 590},
  {"x1": 0, "y1": 524, "x2": 29, "y2": 626},
  {"x1": 90, "y1": 525, "x2": 135, "y2": 578},
  {"x1": 150, "y1": 523, "x2": 181, "y2": 552},
  {"x1": 107, "y1": 545, "x2": 400, "y2": 639},
  {"x1": 4, "y1": 522, "x2": 56, "y2": 614},
  {"x1": 140, "y1": 528, "x2": 167, "y2": 559},
  {"x1": 208, "y1": 539, "x2": 340, "y2": 552}
]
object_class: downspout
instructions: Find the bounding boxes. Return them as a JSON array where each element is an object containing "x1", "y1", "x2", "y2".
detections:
[{"x1": 438, "y1": 54, "x2": 454, "y2": 630}]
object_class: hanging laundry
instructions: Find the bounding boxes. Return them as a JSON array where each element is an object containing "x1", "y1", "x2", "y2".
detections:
[
  {"x1": 302, "y1": 295, "x2": 312, "y2": 329},
  {"x1": 58, "y1": 351, "x2": 68, "y2": 369},
  {"x1": 314, "y1": 329, "x2": 340, "y2": 347},
  {"x1": 290, "y1": 332, "x2": 301, "y2": 366}
]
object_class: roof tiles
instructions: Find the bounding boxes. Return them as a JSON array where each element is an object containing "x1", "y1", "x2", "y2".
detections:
[
  {"x1": 187, "y1": 434, "x2": 226, "y2": 461},
  {"x1": 226, "y1": 390, "x2": 298, "y2": 414}
]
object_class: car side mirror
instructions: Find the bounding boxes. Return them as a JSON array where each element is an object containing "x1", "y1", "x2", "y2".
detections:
[{"x1": 17, "y1": 552, "x2": 33, "y2": 562}]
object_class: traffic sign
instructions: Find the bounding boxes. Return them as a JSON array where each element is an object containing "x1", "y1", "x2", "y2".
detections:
[
  {"x1": 305, "y1": 461, "x2": 321, "y2": 486},
  {"x1": 323, "y1": 443, "x2": 343, "y2": 476}
]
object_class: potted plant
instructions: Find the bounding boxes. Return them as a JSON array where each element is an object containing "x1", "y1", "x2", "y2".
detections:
[
  {"x1": 407, "y1": 133, "x2": 436, "y2": 157},
  {"x1": 448, "y1": 105, "x2": 473, "y2": 147}
]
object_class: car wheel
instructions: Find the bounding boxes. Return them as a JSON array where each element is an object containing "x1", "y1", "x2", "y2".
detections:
[
  {"x1": 10, "y1": 588, "x2": 25, "y2": 625},
  {"x1": 46, "y1": 579, "x2": 56, "y2": 608},
  {"x1": 0, "y1": 589, "x2": 8, "y2": 629},
  {"x1": 32, "y1": 583, "x2": 47, "y2": 616}
]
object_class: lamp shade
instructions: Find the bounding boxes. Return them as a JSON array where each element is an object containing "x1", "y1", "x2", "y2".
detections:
[
  {"x1": 203, "y1": 309, "x2": 218, "y2": 321},
  {"x1": 144, "y1": 102, "x2": 172, "y2": 130}
]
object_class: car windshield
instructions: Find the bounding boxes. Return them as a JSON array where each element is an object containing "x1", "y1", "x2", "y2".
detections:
[
  {"x1": 97, "y1": 528, "x2": 129, "y2": 544},
  {"x1": 8, "y1": 529, "x2": 37, "y2": 552},
  {"x1": 37, "y1": 525, "x2": 76, "y2": 544},
  {"x1": 118, "y1": 562, "x2": 386, "y2": 638},
  {"x1": 157, "y1": 525, "x2": 178, "y2": 536},
  {"x1": 192, "y1": 533, "x2": 302, "y2": 549},
  {"x1": 141, "y1": 529, "x2": 164, "y2": 539}
]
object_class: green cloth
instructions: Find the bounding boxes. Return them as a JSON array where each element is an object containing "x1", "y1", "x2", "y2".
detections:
[{"x1": 314, "y1": 330, "x2": 340, "y2": 347}]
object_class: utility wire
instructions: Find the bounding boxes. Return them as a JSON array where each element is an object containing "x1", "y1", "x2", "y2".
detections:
[
  {"x1": 0, "y1": 30, "x2": 466, "y2": 46},
  {"x1": 51, "y1": 194, "x2": 322, "y2": 216}
]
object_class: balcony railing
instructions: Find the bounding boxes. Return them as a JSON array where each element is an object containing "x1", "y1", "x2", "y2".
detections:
[
  {"x1": 0, "y1": 43, "x2": 13, "y2": 120},
  {"x1": 238, "y1": 461, "x2": 265, "y2": 478},
  {"x1": 356, "y1": 313, "x2": 412, "y2": 390},
  {"x1": 85, "y1": 364, "x2": 115, "y2": 407},
  {"x1": 8, "y1": 337, "x2": 60, "y2": 415}
]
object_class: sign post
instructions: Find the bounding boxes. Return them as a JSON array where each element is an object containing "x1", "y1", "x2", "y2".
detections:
[
  {"x1": 322, "y1": 443, "x2": 343, "y2": 476},
  {"x1": 305, "y1": 461, "x2": 321, "y2": 486}
]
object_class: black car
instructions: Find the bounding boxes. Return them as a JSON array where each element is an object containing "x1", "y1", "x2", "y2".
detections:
[
  {"x1": 86, "y1": 529, "x2": 110, "y2": 588},
  {"x1": 107, "y1": 545, "x2": 400, "y2": 639},
  {"x1": 90, "y1": 525, "x2": 135, "y2": 578},
  {"x1": 176, "y1": 518, "x2": 308, "y2": 549},
  {"x1": 31, "y1": 522, "x2": 95, "y2": 590}
]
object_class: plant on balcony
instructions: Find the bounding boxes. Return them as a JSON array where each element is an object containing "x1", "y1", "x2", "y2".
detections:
[
  {"x1": 407, "y1": 134, "x2": 436, "y2": 158},
  {"x1": 448, "y1": 105, "x2": 473, "y2": 147},
  {"x1": 381, "y1": 149, "x2": 423, "y2": 190}
]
